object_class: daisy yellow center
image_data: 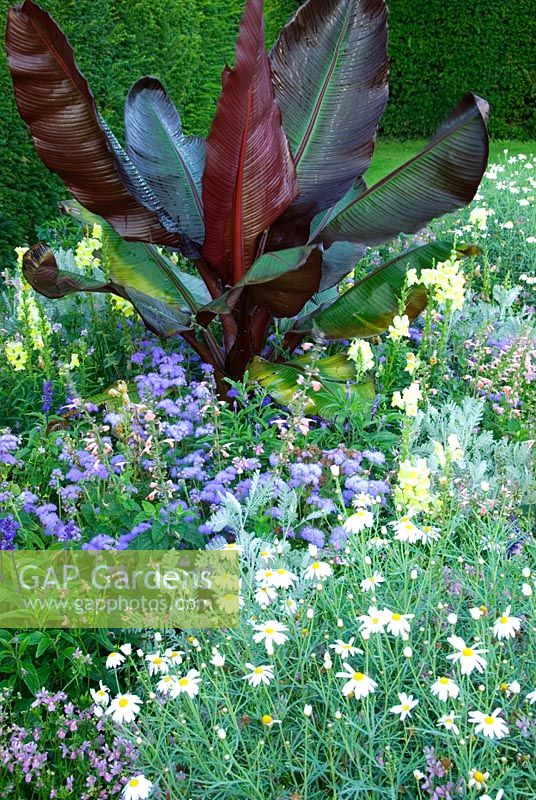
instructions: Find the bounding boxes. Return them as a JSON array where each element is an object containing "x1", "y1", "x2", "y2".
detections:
[
  {"x1": 439, "y1": 677, "x2": 449, "y2": 685},
  {"x1": 265, "y1": 627, "x2": 274, "y2": 635},
  {"x1": 462, "y1": 648, "x2": 474, "y2": 657},
  {"x1": 118, "y1": 698, "x2": 129, "y2": 708},
  {"x1": 265, "y1": 571, "x2": 273, "y2": 577},
  {"x1": 129, "y1": 779, "x2": 140, "y2": 787},
  {"x1": 353, "y1": 672, "x2": 364, "y2": 681},
  {"x1": 171, "y1": 651, "x2": 178, "y2": 657},
  {"x1": 179, "y1": 678, "x2": 189, "y2": 686},
  {"x1": 371, "y1": 617, "x2": 380, "y2": 624},
  {"x1": 484, "y1": 716, "x2": 494, "y2": 725},
  {"x1": 109, "y1": 652, "x2": 119, "y2": 658},
  {"x1": 402, "y1": 704, "x2": 410, "y2": 711},
  {"x1": 254, "y1": 667, "x2": 264, "y2": 674},
  {"x1": 342, "y1": 644, "x2": 351, "y2": 650},
  {"x1": 392, "y1": 613, "x2": 401, "y2": 621},
  {"x1": 401, "y1": 516, "x2": 409, "y2": 523},
  {"x1": 500, "y1": 616, "x2": 509, "y2": 624},
  {"x1": 97, "y1": 690, "x2": 105, "y2": 697},
  {"x1": 262, "y1": 714, "x2": 272, "y2": 725},
  {"x1": 312, "y1": 562, "x2": 320, "y2": 570},
  {"x1": 446, "y1": 718, "x2": 453, "y2": 724},
  {"x1": 404, "y1": 523, "x2": 414, "y2": 530},
  {"x1": 473, "y1": 771, "x2": 485, "y2": 782},
  {"x1": 154, "y1": 658, "x2": 162, "y2": 665},
  {"x1": 277, "y1": 569, "x2": 286, "y2": 574},
  {"x1": 162, "y1": 676, "x2": 171, "y2": 682}
]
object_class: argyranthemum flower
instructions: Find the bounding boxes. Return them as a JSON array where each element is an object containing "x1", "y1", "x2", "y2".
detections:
[
  {"x1": 468, "y1": 768, "x2": 489, "y2": 791},
  {"x1": 384, "y1": 608, "x2": 414, "y2": 639},
  {"x1": 255, "y1": 568, "x2": 277, "y2": 586},
  {"x1": 145, "y1": 652, "x2": 169, "y2": 676},
  {"x1": 389, "y1": 692, "x2": 418, "y2": 720},
  {"x1": 261, "y1": 713, "x2": 281, "y2": 728},
  {"x1": 492, "y1": 606, "x2": 521, "y2": 640},
  {"x1": 105, "y1": 651, "x2": 126, "y2": 669},
  {"x1": 253, "y1": 620, "x2": 289, "y2": 655},
  {"x1": 171, "y1": 669, "x2": 201, "y2": 699},
  {"x1": 447, "y1": 636, "x2": 488, "y2": 675},
  {"x1": 431, "y1": 676, "x2": 460, "y2": 703},
  {"x1": 258, "y1": 545, "x2": 275, "y2": 562},
  {"x1": 164, "y1": 648, "x2": 184, "y2": 665},
  {"x1": 243, "y1": 663, "x2": 275, "y2": 687},
  {"x1": 343, "y1": 507, "x2": 374, "y2": 533},
  {"x1": 122, "y1": 774, "x2": 153, "y2": 800},
  {"x1": 437, "y1": 711, "x2": 460, "y2": 735},
  {"x1": 330, "y1": 638, "x2": 362, "y2": 657},
  {"x1": 360, "y1": 571, "x2": 385, "y2": 592},
  {"x1": 156, "y1": 675, "x2": 179, "y2": 696},
  {"x1": 526, "y1": 689, "x2": 536, "y2": 705},
  {"x1": 210, "y1": 648, "x2": 225, "y2": 668},
  {"x1": 254, "y1": 585, "x2": 277, "y2": 608},
  {"x1": 357, "y1": 606, "x2": 388, "y2": 638},
  {"x1": 336, "y1": 663, "x2": 377, "y2": 699},
  {"x1": 304, "y1": 561, "x2": 332, "y2": 581},
  {"x1": 106, "y1": 693, "x2": 142, "y2": 724},
  {"x1": 469, "y1": 709, "x2": 509, "y2": 740},
  {"x1": 389, "y1": 516, "x2": 424, "y2": 544},
  {"x1": 90, "y1": 681, "x2": 110, "y2": 708},
  {"x1": 270, "y1": 568, "x2": 298, "y2": 589}
]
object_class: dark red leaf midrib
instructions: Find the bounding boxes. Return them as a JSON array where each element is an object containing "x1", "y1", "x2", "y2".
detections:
[{"x1": 233, "y1": 85, "x2": 254, "y2": 284}]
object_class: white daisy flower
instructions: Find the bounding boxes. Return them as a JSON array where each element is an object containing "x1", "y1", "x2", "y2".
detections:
[
  {"x1": 258, "y1": 545, "x2": 275, "y2": 562},
  {"x1": 164, "y1": 648, "x2": 184, "y2": 665},
  {"x1": 243, "y1": 663, "x2": 275, "y2": 687},
  {"x1": 255, "y1": 585, "x2": 277, "y2": 608},
  {"x1": 447, "y1": 636, "x2": 488, "y2": 675},
  {"x1": 526, "y1": 689, "x2": 536, "y2": 705},
  {"x1": 492, "y1": 606, "x2": 521, "y2": 640},
  {"x1": 171, "y1": 669, "x2": 201, "y2": 699},
  {"x1": 252, "y1": 620, "x2": 289, "y2": 655},
  {"x1": 389, "y1": 692, "x2": 418, "y2": 721},
  {"x1": 336, "y1": 663, "x2": 377, "y2": 699},
  {"x1": 270, "y1": 568, "x2": 298, "y2": 589},
  {"x1": 344, "y1": 508, "x2": 374, "y2": 533},
  {"x1": 384, "y1": 608, "x2": 414, "y2": 638},
  {"x1": 210, "y1": 649, "x2": 226, "y2": 667},
  {"x1": 437, "y1": 711, "x2": 460, "y2": 735},
  {"x1": 282, "y1": 597, "x2": 298, "y2": 616},
  {"x1": 469, "y1": 709, "x2": 509, "y2": 740},
  {"x1": 304, "y1": 561, "x2": 332, "y2": 581},
  {"x1": 329, "y1": 638, "x2": 363, "y2": 657},
  {"x1": 468, "y1": 768, "x2": 489, "y2": 791},
  {"x1": 390, "y1": 516, "x2": 424, "y2": 543},
  {"x1": 469, "y1": 606, "x2": 484, "y2": 620},
  {"x1": 431, "y1": 676, "x2": 460, "y2": 703},
  {"x1": 145, "y1": 652, "x2": 169, "y2": 675},
  {"x1": 105, "y1": 651, "x2": 126, "y2": 669},
  {"x1": 261, "y1": 713, "x2": 281, "y2": 727},
  {"x1": 156, "y1": 675, "x2": 178, "y2": 696},
  {"x1": 360, "y1": 571, "x2": 385, "y2": 592},
  {"x1": 122, "y1": 774, "x2": 153, "y2": 800},
  {"x1": 119, "y1": 643, "x2": 132, "y2": 656},
  {"x1": 106, "y1": 693, "x2": 142, "y2": 724},
  {"x1": 420, "y1": 524, "x2": 440, "y2": 544},
  {"x1": 357, "y1": 606, "x2": 388, "y2": 638},
  {"x1": 90, "y1": 681, "x2": 110, "y2": 707}
]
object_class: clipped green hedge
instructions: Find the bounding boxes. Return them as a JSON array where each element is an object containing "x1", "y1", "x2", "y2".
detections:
[
  {"x1": 0, "y1": 0, "x2": 534, "y2": 263},
  {"x1": 383, "y1": 0, "x2": 536, "y2": 141}
]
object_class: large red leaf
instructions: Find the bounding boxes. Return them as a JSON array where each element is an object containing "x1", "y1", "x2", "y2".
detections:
[
  {"x1": 267, "y1": 0, "x2": 388, "y2": 249},
  {"x1": 6, "y1": 0, "x2": 182, "y2": 248},
  {"x1": 201, "y1": 0, "x2": 298, "y2": 285}
]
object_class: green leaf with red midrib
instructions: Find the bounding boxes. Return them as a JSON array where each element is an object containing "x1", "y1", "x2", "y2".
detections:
[{"x1": 201, "y1": 0, "x2": 298, "y2": 285}]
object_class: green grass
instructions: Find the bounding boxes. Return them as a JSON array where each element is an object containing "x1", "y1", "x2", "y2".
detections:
[{"x1": 365, "y1": 139, "x2": 535, "y2": 185}]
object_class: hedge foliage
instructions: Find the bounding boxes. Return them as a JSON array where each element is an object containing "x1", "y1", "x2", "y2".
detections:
[{"x1": 0, "y1": 0, "x2": 534, "y2": 263}]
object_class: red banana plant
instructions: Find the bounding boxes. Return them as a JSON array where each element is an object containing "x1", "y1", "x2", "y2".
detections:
[{"x1": 6, "y1": 0, "x2": 489, "y2": 414}]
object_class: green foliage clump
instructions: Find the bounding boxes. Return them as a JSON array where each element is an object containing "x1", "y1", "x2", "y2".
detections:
[{"x1": 383, "y1": 0, "x2": 536, "y2": 141}]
